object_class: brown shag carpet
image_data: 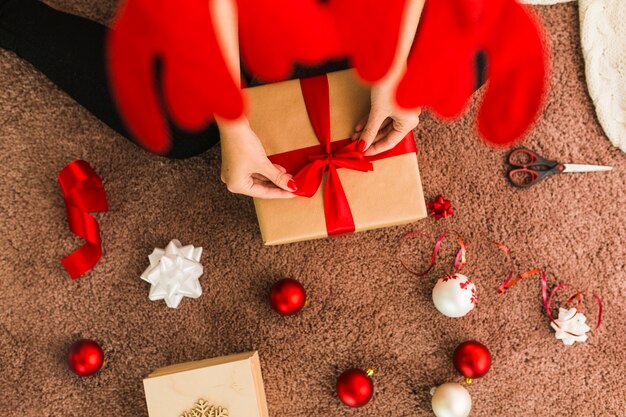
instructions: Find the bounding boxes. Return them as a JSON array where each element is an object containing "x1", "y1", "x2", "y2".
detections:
[{"x1": 0, "y1": 1, "x2": 624, "y2": 416}]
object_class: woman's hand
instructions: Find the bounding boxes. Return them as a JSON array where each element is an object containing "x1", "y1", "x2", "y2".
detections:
[
  {"x1": 219, "y1": 119, "x2": 297, "y2": 199},
  {"x1": 212, "y1": 1, "x2": 296, "y2": 200},
  {"x1": 352, "y1": 81, "x2": 421, "y2": 156},
  {"x1": 352, "y1": 0, "x2": 424, "y2": 156}
]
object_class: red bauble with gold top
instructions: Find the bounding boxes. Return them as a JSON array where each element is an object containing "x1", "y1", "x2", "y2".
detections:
[
  {"x1": 336, "y1": 368, "x2": 374, "y2": 407},
  {"x1": 453, "y1": 341, "x2": 491, "y2": 383}
]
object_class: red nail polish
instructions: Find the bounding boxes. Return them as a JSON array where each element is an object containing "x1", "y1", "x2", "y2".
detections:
[
  {"x1": 288, "y1": 179, "x2": 298, "y2": 191},
  {"x1": 357, "y1": 140, "x2": 367, "y2": 152}
]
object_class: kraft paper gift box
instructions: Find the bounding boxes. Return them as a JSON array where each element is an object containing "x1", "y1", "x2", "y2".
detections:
[
  {"x1": 143, "y1": 351, "x2": 268, "y2": 417},
  {"x1": 245, "y1": 70, "x2": 427, "y2": 245}
]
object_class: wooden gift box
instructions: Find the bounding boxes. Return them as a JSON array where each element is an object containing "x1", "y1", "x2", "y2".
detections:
[{"x1": 143, "y1": 351, "x2": 268, "y2": 417}]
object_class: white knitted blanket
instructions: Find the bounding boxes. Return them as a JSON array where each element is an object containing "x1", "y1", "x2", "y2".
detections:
[{"x1": 522, "y1": 0, "x2": 626, "y2": 152}]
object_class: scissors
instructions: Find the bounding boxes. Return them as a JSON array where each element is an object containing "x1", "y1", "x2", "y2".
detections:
[{"x1": 506, "y1": 148, "x2": 612, "y2": 188}]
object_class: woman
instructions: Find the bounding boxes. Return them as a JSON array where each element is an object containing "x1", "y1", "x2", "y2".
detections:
[{"x1": 0, "y1": 0, "x2": 427, "y2": 198}]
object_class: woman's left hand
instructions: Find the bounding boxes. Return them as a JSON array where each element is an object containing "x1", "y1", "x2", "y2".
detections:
[{"x1": 352, "y1": 81, "x2": 421, "y2": 157}]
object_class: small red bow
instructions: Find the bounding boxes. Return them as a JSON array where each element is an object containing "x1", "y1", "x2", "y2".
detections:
[{"x1": 427, "y1": 195, "x2": 455, "y2": 220}]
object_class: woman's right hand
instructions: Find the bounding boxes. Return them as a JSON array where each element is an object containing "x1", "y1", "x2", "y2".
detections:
[{"x1": 219, "y1": 119, "x2": 298, "y2": 199}]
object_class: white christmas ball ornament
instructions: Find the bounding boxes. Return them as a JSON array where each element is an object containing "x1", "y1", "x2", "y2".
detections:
[
  {"x1": 431, "y1": 383, "x2": 472, "y2": 417},
  {"x1": 432, "y1": 274, "x2": 476, "y2": 318}
]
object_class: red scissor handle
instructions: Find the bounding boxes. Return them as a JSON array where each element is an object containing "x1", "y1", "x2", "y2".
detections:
[{"x1": 507, "y1": 148, "x2": 563, "y2": 188}]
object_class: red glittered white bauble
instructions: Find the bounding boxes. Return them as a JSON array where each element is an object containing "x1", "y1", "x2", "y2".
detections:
[
  {"x1": 431, "y1": 383, "x2": 472, "y2": 417},
  {"x1": 67, "y1": 339, "x2": 104, "y2": 377},
  {"x1": 269, "y1": 278, "x2": 307, "y2": 316},
  {"x1": 432, "y1": 273, "x2": 476, "y2": 318},
  {"x1": 336, "y1": 368, "x2": 374, "y2": 407}
]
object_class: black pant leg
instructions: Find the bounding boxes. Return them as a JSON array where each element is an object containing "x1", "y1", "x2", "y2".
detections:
[{"x1": 0, "y1": 0, "x2": 218, "y2": 159}]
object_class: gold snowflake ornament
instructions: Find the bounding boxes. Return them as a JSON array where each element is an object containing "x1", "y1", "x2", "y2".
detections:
[{"x1": 180, "y1": 399, "x2": 228, "y2": 417}]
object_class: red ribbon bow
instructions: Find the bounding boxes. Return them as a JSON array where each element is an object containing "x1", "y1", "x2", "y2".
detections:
[
  {"x1": 267, "y1": 75, "x2": 416, "y2": 236},
  {"x1": 58, "y1": 161, "x2": 109, "y2": 279}
]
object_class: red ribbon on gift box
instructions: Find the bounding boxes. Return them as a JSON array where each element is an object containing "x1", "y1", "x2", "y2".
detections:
[
  {"x1": 58, "y1": 160, "x2": 109, "y2": 279},
  {"x1": 267, "y1": 75, "x2": 417, "y2": 236}
]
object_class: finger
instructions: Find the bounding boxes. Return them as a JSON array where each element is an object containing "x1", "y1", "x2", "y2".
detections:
[
  {"x1": 351, "y1": 115, "x2": 369, "y2": 139},
  {"x1": 253, "y1": 164, "x2": 287, "y2": 181},
  {"x1": 259, "y1": 163, "x2": 297, "y2": 192},
  {"x1": 225, "y1": 177, "x2": 296, "y2": 199},
  {"x1": 358, "y1": 113, "x2": 387, "y2": 150},
  {"x1": 274, "y1": 164, "x2": 287, "y2": 173},
  {"x1": 365, "y1": 127, "x2": 412, "y2": 157},
  {"x1": 373, "y1": 121, "x2": 394, "y2": 143},
  {"x1": 249, "y1": 180, "x2": 298, "y2": 199},
  {"x1": 352, "y1": 117, "x2": 392, "y2": 141}
]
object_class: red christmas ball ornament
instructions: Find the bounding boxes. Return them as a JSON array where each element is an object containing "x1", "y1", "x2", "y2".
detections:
[
  {"x1": 336, "y1": 368, "x2": 374, "y2": 407},
  {"x1": 67, "y1": 339, "x2": 104, "y2": 377},
  {"x1": 427, "y1": 195, "x2": 455, "y2": 220},
  {"x1": 453, "y1": 341, "x2": 491, "y2": 383},
  {"x1": 269, "y1": 278, "x2": 307, "y2": 316}
]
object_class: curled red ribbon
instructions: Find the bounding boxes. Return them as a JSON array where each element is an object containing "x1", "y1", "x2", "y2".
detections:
[
  {"x1": 400, "y1": 230, "x2": 467, "y2": 276},
  {"x1": 58, "y1": 161, "x2": 109, "y2": 279},
  {"x1": 267, "y1": 75, "x2": 417, "y2": 236},
  {"x1": 499, "y1": 268, "x2": 603, "y2": 336},
  {"x1": 400, "y1": 230, "x2": 513, "y2": 286},
  {"x1": 401, "y1": 230, "x2": 603, "y2": 336}
]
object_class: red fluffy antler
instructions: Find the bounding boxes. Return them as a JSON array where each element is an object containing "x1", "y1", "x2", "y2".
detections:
[
  {"x1": 107, "y1": 0, "x2": 243, "y2": 154},
  {"x1": 397, "y1": 0, "x2": 548, "y2": 145}
]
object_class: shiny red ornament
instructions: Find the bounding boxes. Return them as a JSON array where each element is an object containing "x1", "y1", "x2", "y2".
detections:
[
  {"x1": 427, "y1": 195, "x2": 455, "y2": 220},
  {"x1": 67, "y1": 339, "x2": 104, "y2": 377},
  {"x1": 269, "y1": 278, "x2": 307, "y2": 316},
  {"x1": 453, "y1": 341, "x2": 491, "y2": 383},
  {"x1": 336, "y1": 368, "x2": 374, "y2": 407}
]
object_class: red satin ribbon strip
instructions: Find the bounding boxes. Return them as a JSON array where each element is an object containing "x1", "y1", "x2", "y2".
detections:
[
  {"x1": 499, "y1": 268, "x2": 603, "y2": 336},
  {"x1": 400, "y1": 230, "x2": 466, "y2": 276},
  {"x1": 58, "y1": 160, "x2": 109, "y2": 279},
  {"x1": 400, "y1": 230, "x2": 514, "y2": 287},
  {"x1": 267, "y1": 74, "x2": 417, "y2": 236}
]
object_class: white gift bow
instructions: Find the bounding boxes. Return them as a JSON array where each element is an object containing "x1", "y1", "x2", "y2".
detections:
[
  {"x1": 551, "y1": 307, "x2": 591, "y2": 346},
  {"x1": 140, "y1": 239, "x2": 204, "y2": 308}
]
